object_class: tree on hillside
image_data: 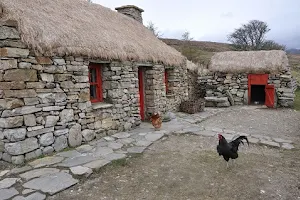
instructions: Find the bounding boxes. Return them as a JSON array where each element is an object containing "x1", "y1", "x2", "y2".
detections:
[
  {"x1": 228, "y1": 20, "x2": 285, "y2": 51},
  {"x1": 146, "y1": 21, "x2": 163, "y2": 38},
  {"x1": 181, "y1": 31, "x2": 193, "y2": 41}
]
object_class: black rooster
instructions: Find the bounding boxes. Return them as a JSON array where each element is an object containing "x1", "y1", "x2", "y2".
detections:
[{"x1": 217, "y1": 133, "x2": 249, "y2": 167}]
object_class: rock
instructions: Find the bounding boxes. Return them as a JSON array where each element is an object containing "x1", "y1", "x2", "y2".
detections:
[
  {"x1": 42, "y1": 146, "x2": 54, "y2": 155},
  {"x1": 70, "y1": 166, "x2": 92, "y2": 177},
  {"x1": 1, "y1": 106, "x2": 42, "y2": 117},
  {"x1": 23, "y1": 98, "x2": 39, "y2": 106},
  {"x1": 236, "y1": 91, "x2": 244, "y2": 98},
  {"x1": 24, "y1": 115, "x2": 36, "y2": 127},
  {"x1": 45, "y1": 116, "x2": 59, "y2": 128},
  {"x1": 0, "y1": 178, "x2": 20, "y2": 189},
  {"x1": 3, "y1": 69, "x2": 37, "y2": 82},
  {"x1": 53, "y1": 135, "x2": 68, "y2": 152},
  {"x1": 13, "y1": 192, "x2": 46, "y2": 200},
  {"x1": 0, "y1": 188, "x2": 19, "y2": 200},
  {"x1": 103, "y1": 153, "x2": 126, "y2": 161},
  {"x1": 83, "y1": 159, "x2": 110, "y2": 170},
  {"x1": 217, "y1": 101, "x2": 230, "y2": 107},
  {"x1": 22, "y1": 172, "x2": 78, "y2": 195},
  {"x1": 126, "y1": 146, "x2": 147, "y2": 154},
  {"x1": 93, "y1": 146, "x2": 114, "y2": 157},
  {"x1": 27, "y1": 127, "x2": 54, "y2": 137},
  {"x1": 107, "y1": 142, "x2": 123, "y2": 150},
  {"x1": 204, "y1": 97, "x2": 228, "y2": 103},
  {"x1": 4, "y1": 89, "x2": 37, "y2": 98},
  {"x1": 8, "y1": 166, "x2": 32, "y2": 175},
  {"x1": 0, "y1": 170, "x2": 10, "y2": 178},
  {"x1": 272, "y1": 138, "x2": 293, "y2": 143},
  {"x1": 3, "y1": 128, "x2": 26, "y2": 142},
  {"x1": 28, "y1": 156, "x2": 64, "y2": 168},
  {"x1": 101, "y1": 118, "x2": 115, "y2": 130},
  {"x1": 35, "y1": 57, "x2": 52, "y2": 65},
  {"x1": 60, "y1": 109, "x2": 74, "y2": 123},
  {"x1": 230, "y1": 88, "x2": 238, "y2": 95},
  {"x1": 112, "y1": 132, "x2": 130, "y2": 139},
  {"x1": 0, "y1": 47, "x2": 29, "y2": 58},
  {"x1": 57, "y1": 150, "x2": 81, "y2": 158},
  {"x1": 39, "y1": 132, "x2": 54, "y2": 146},
  {"x1": 82, "y1": 129, "x2": 95, "y2": 142},
  {"x1": 19, "y1": 168, "x2": 60, "y2": 180},
  {"x1": 21, "y1": 189, "x2": 35, "y2": 195},
  {"x1": 0, "y1": 82, "x2": 26, "y2": 90},
  {"x1": 103, "y1": 136, "x2": 115, "y2": 141},
  {"x1": 76, "y1": 144, "x2": 93, "y2": 153},
  {"x1": 68, "y1": 124, "x2": 82, "y2": 147},
  {"x1": 2, "y1": 153, "x2": 11, "y2": 162},
  {"x1": 0, "y1": 116, "x2": 23, "y2": 128},
  {"x1": 145, "y1": 133, "x2": 164, "y2": 142},
  {"x1": 40, "y1": 73, "x2": 54, "y2": 82},
  {"x1": 5, "y1": 138, "x2": 39, "y2": 155},
  {"x1": 54, "y1": 129, "x2": 68, "y2": 136},
  {"x1": 259, "y1": 140, "x2": 280, "y2": 148},
  {"x1": 25, "y1": 150, "x2": 41, "y2": 161},
  {"x1": 195, "y1": 130, "x2": 216, "y2": 137},
  {"x1": 225, "y1": 90, "x2": 234, "y2": 106},
  {"x1": 0, "y1": 59, "x2": 17, "y2": 70},
  {"x1": 135, "y1": 140, "x2": 152, "y2": 147},
  {"x1": 11, "y1": 155, "x2": 25, "y2": 165},
  {"x1": 53, "y1": 58, "x2": 66, "y2": 65},
  {"x1": 57, "y1": 155, "x2": 98, "y2": 167},
  {"x1": 281, "y1": 143, "x2": 294, "y2": 150}
]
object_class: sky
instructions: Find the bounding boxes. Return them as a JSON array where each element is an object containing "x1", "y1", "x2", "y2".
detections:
[{"x1": 95, "y1": 0, "x2": 300, "y2": 49}]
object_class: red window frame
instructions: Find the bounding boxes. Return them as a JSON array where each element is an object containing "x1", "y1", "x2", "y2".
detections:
[
  {"x1": 88, "y1": 63, "x2": 103, "y2": 103},
  {"x1": 164, "y1": 70, "x2": 169, "y2": 94}
]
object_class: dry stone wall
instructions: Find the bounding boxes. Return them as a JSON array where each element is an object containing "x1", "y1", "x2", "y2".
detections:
[{"x1": 198, "y1": 69, "x2": 295, "y2": 107}]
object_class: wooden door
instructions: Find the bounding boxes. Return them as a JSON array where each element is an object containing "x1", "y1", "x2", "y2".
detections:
[
  {"x1": 248, "y1": 74, "x2": 269, "y2": 104},
  {"x1": 138, "y1": 68, "x2": 145, "y2": 121},
  {"x1": 265, "y1": 84, "x2": 275, "y2": 108}
]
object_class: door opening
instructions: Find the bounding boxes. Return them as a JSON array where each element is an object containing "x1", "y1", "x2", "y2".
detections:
[
  {"x1": 250, "y1": 85, "x2": 265, "y2": 104},
  {"x1": 138, "y1": 68, "x2": 145, "y2": 121}
]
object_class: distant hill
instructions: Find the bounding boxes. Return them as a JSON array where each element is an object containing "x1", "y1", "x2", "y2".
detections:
[
  {"x1": 160, "y1": 38, "x2": 233, "y2": 65},
  {"x1": 160, "y1": 38, "x2": 300, "y2": 69},
  {"x1": 286, "y1": 48, "x2": 300, "y2": 54}
]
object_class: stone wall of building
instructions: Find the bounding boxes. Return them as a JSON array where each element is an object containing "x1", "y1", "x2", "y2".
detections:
[
  {"x1": 198, "y1": 69, "x2": 295, "y2": 107},
  {"x1": 0, "y1": 24, "x2": 188, "y2": 164},
  {"x1": 165, "y1": 65, "x2": 189, "y2": 111}
]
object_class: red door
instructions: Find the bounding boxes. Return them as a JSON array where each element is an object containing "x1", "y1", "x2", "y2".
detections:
[
  {"x1": 248, "y1": 74, "x2": 269, "y2": 104},
  {"x1": 265, "y1": 85, "x2": 275, "y2": 108},
  {"x1": 138, "y1": 68, "x2": 145, "y2": 121}
]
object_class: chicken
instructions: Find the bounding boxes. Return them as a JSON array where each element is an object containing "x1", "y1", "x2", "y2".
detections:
[
  {"x1": 150, "y1": 112, "x2": 162, "y2": 131},
  {"x1": 217, "y1": 133, "x2": 249, "y2": 167}
]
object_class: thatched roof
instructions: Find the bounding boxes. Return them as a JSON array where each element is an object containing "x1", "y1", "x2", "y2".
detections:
[
  {"x1": 0, "y1": 0, "x2": 185, "y2": 66},
  {"x1": 209, "y1": 50, "x2": 289, "y2": 73}
]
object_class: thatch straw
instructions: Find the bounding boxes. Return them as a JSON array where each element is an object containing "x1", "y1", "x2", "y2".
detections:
[
  {"x1": 0, "y1": 0, "x2": 185, "y2": 66},
  {"x1": 209, "y1": 50, "x2": 289, "y2": 73}
]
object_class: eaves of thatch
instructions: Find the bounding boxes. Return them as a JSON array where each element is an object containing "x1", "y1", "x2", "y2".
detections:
[
  {"x1": 209, "y1": 50, "x2": 289, "y2": 73},
  {"x1": 0, "y1": 0, "x2": 185, "y2": 67}
]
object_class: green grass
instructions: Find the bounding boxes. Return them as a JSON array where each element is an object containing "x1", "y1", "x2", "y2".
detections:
[{"x1": 294, "y1": 89, "x2": 300, "y2": 111}]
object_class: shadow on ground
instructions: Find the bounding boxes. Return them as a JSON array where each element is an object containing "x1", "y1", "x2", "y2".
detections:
[{"x1": 49, "y1": 135, "x2": 300, "y2": 200}]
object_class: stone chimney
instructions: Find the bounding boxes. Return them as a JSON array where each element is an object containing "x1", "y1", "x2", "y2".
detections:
[{"x1": 115, "y1": 5, "x2": 144, "y2": 24}]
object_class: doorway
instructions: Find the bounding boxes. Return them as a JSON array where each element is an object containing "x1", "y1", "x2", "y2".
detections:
[
  {"x1": 250, "y1": 85, "x2": 265, "y2": 104},
  {"x1": 138, "y1": 67, "x2": 145, "y2": 121}
]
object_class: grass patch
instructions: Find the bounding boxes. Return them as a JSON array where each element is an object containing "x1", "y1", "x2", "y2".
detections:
[
  {"x1": 294, "y1": 89, "x2": 300, "y2": 111},
  {"x1": 110, "y1": 158, "x2": 128, "y2": 167}
]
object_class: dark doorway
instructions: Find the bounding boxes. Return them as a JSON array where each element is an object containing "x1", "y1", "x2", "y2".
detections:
[{"x1": 250, "y1": 85, "x2": 265, "y2": 104}]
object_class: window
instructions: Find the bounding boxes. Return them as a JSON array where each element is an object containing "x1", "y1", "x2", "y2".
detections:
[{"x1": 88, "y1": 63, "x2": 103, "y2": 103}]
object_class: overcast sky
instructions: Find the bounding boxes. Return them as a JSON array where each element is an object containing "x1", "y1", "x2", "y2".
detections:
[{"x1": 95, "y1": 0, "x2": 300, "y2": 49}]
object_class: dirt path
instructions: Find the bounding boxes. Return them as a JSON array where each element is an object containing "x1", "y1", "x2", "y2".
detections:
[
  {"x1": 200, "y1": 107, "x2": 300, "y2": 141},
  {"x1": 49, "y1": 135, "x2": 300, "y2": 200}
]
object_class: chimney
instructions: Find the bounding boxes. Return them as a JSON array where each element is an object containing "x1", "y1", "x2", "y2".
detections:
[{"x1": 115, "y1": 5, "x2": 144, "y2": 24}]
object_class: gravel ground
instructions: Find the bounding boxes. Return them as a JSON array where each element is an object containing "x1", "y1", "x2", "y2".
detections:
[
  {"x1": 49, "y1": 135, "x2": 300, "y2": 200},
  {"x1": 201, "y1": 106, "x2": 300, "y2": 141}
]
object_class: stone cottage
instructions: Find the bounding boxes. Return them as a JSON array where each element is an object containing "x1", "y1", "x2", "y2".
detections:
[
  {"x1": 0, "y1": 0, "x2": 188, "y2": 164},
  {"x1": 199, "y1": 50, "x2": 296, "y2": 108}
]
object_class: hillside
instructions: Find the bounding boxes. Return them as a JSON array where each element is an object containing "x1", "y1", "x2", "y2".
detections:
[{"x1": 160, "y1": 38, "x2": 300, "y2": 69}]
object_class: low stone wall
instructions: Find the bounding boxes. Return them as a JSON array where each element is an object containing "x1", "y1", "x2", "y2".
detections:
[
  {"x1": 198, "y1": 70, "x2": 295, "y2": 107},
  {"x1": 0, "y1": 24, "x2": 188, "y2": 164}
]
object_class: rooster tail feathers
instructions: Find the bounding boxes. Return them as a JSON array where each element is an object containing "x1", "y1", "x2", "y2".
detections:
[{"x1": 232, "y1": 136, "x2": 249, "y2": 147}]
